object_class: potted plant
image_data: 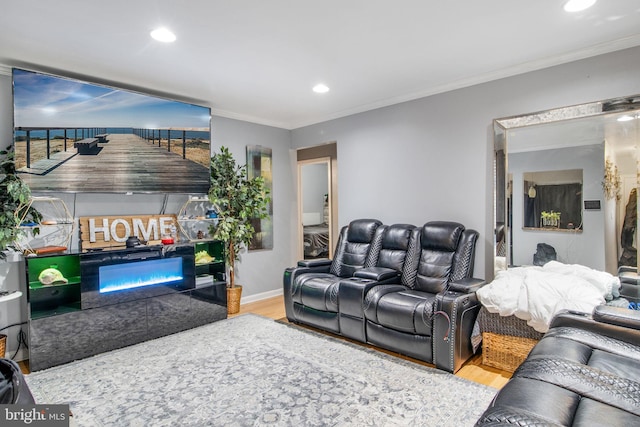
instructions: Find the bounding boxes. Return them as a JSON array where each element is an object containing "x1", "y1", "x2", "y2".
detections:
[
  {"x1": 0, "y1": 143, "x2": 41, "y2": 260},
  {"x1": 208, "y1": 146, "x2": 270, "y2": 314},
  {"x1": 540, "y1": 210, "x2": 561, "y2": 228}
]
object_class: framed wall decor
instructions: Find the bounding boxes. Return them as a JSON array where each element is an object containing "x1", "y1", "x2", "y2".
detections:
[
  {"x1": 246, "y1": 145, "x2": 273, "y2": 250},
  {"x1": 12, "y1": 68, "x2": 211, "y2": 194}
]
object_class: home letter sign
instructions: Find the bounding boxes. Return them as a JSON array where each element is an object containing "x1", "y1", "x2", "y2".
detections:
[{"x1": 79, "y1": 214, "x2": 178, "y2": 251}]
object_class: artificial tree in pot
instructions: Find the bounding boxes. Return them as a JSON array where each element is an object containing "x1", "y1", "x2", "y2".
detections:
[
  {"x1": 0, "y1": 143, "x2": 41, "y2": 260},
  {"x1": 208, "y1": 146, "x2": 270, "y2": 313}
]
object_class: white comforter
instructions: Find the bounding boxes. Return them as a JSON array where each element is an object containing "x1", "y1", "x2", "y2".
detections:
[{"x1": 477, "y1": 261, "x2": 621, "y2": 333}]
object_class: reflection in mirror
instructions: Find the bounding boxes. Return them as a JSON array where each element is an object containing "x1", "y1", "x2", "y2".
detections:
[
  {"x1": 299, "y1": 160, "x2": 331, "y2": 260},
  {"x1": 522, "y1": 169, "x2": 583, "y2": 231},
  {"x1": 494, "y1": 95, "x2": 639, "y2": 275}
]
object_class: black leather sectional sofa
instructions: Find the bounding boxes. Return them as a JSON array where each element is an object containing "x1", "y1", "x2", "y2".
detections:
[
  {"x1": 476, "y1": 305, "x2": 640, "y2": 426},
  {"x1": 283, "y1": 218, "x2": 485, "y2": 373}
]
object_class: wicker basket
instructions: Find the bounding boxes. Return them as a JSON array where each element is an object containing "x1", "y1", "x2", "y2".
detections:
[
  {"x1": 227, "y1": 285, "x2": 243, "y2": 315},
  {"x1": 482, "y1": 332, "x2": 539, "y2": 373},
  {"x1": 0, "y1": 334, "x2": 6, "y2": 358}
]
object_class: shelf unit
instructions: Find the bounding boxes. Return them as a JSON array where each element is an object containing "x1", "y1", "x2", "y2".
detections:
[
  {"x1": 26, "y1": 253, "x2": 82, "y2": 320},
  {"x1": 16, "y1": 196, "x2": 74, "y2": 255},
  {"x1": 177, "y1": 196, "x2": 219, "y2": 241},
  {"x1": 194, "y1": 240, "x2": 227, "y2": 288}
]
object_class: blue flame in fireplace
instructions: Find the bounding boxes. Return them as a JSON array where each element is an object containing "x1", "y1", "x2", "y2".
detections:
[{"x1": 99, "y1": 257, "x2": 184, "y2": 293}]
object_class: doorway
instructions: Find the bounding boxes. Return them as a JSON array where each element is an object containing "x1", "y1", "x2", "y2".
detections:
[{"x1": 297, "y1": 143, "x2": 338, "y2": 260}]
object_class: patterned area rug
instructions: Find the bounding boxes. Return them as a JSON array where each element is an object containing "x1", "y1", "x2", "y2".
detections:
[{"x1": 26, "y1": 314, "x2": 496, "y2": 426}]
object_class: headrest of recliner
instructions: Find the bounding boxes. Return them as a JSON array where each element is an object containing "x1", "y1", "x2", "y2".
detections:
[
  {"x1": 421, "y1": 221, "x2": 464, "y2": 251},
  {"x1": 382, "y1": 224, "x2": 414, "y2": 250},
  {"x1": 346, "y1": 219, "x2": 382, "y2": 243}
]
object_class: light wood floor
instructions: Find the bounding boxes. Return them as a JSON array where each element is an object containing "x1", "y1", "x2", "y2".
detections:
[
  {"x1": 20, "y1": 295, "x2": 511, "y2": 389},
  {"x1": 231, "y1": 295, "x2": 511, "y2": 389}
]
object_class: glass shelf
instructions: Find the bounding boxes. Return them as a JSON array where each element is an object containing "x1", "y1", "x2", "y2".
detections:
[
  {"x1": 15, "y1": 196, "x2": 74, "y2": 255},
  {"x1": 177, "y1": 196, "x2": 219, "y2": 241}
]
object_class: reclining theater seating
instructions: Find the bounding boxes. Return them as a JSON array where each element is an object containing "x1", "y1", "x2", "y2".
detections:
[
  {"x1": 362, "y1": 221, "x2": 481, "y2": 371},
  {"x1": 284, "y1": 219, "x2": 484, "y2": 373},
  {"x1": 283, "y1": 219, "x2": 384, "y2": 333},
  {"x1": 476, "y1": 305, "x2": 640, "y2": 426}
]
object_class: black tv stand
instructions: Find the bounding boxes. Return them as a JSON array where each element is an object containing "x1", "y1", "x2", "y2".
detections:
[{"x1": 27, "y1": 242, "x2": 227, "y2": 371}]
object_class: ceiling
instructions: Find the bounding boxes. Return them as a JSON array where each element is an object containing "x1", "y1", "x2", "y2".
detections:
[{"x1": 1, "y1": 1, "x2": 640, "y2": 130}]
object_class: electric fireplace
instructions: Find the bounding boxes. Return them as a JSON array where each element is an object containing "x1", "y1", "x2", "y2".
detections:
[
  {"x1": 80, "y1": 244, "x2": 195, "y2": 309},
  {"x1": 99, "y1": 257, "x2": 184, "y2": 294}
]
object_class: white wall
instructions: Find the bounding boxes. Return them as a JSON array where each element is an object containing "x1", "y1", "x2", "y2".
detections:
[{"x1": 291, "y1": 45, "x2": 640, "y2": 281}]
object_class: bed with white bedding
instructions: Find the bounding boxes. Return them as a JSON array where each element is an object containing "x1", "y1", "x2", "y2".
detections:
[
  {"x1": 478, "y1": 261, "x2": 622, "y2": 333},
  {"x1": 474, "y1": 261, "x2": 626, "y2": 371}
]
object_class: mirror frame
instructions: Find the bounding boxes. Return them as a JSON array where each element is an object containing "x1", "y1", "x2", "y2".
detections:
[{"x1": 493, "y1": 94, "x2": 640, "y2": 273}]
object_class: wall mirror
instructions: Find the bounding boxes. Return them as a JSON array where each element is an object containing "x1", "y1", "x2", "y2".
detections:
[
  {"x1": 298, "y1": 158, "x2": 332, "y2": 260},
  {"x1": 494, "y1": 95, "x2": 639, "y2": 274}
]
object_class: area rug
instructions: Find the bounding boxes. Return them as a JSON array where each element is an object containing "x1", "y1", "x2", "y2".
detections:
[{"x1": 25, "y1": 314, "x2": 496, "y2": 426}]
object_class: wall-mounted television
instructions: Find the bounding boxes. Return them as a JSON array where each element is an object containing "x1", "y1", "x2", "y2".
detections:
[{"x1": 12, "y1": 68, "x2": 211, "y2": 194}]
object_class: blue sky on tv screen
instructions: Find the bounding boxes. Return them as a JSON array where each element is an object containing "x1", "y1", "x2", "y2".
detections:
[{"x1": 13, "y1": 68, "x2": 211, "y2": 129}]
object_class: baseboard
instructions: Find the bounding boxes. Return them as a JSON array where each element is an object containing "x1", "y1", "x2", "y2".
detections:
[
  {"x1": 241, "y1": 288, "x2": 283, "y2": 305},
  {"x1": 4, "y1": 347, "x2": 28, "y2": 363}
]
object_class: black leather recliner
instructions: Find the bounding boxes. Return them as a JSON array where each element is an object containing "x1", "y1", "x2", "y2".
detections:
[
  {"x1": 283, "y1": 219, "x2": 383, "y2": 333},
  {"x1": 476, "y1": 306, "x2": 640, "y2": 426},
  {"x1": 284, "y1": 219, "x2": 484, "y2": 373},
  {"x1": 338, "y1": 223, "x2": 417, "y2": 341},
  {"x1": 361, "y1": 221, "x2": 482, "y2": 372}
]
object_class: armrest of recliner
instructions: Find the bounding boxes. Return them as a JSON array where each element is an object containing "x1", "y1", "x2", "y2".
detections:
[
  {"x1": 283, "y1": 261, "x2": 332, "y2": 322},
  {"x1": 618, "y1": 265, "x2": 638, "y2": 274},
  {"x1": 354, "y1": 267, "x2": 399, "y2": 281},
  {"x1": 297, "y1": 258, "x2": 332, "y2": 268},
  {"x1": 593, "y1": 305, "x2": 640, "y2": 330},
  {"x1": 339, "y1": 277, "x2": 382, "y2": 318},
  {"x1": 548, "y1": 305, "x2": 640, "y2": 346},
  {"x1": 618, "y1": 266, "x2": 640, "y2": 287},
  {"x1": 433, "y1": 289, "x2": 482, "y2": 373},
  {"x1": 447, "y1": 277, "x2": 485, "y2": 293}
]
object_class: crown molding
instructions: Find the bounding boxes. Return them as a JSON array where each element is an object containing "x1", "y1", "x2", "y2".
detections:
[
  {"x1": 210, "y1": 107, "x2": 290, "y2": 130},
  {"x1": 0, "y1": 64, "x2": 12, "y2": 76},
  {"x1": 288, "y1": 34, "x2": 640, "y2": 129}
]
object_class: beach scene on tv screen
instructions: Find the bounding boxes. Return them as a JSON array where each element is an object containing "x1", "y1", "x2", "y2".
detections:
[{"x1": 12, "y1": 68, "x2": 211, "y2": 194}]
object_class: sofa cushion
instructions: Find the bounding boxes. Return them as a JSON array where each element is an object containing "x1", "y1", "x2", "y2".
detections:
[
  {"x1": 421, "y1": 221, "x2": 464, "y2": 252},
  {"x1": 330, "y1": 219, "x2": 383, "y2": 277},
  {"x1": 477, "y1": 377, "x2": 582, "y2": 426},
  {"x1": 376, "y1": 224, "x2": 414, "y2": 272},
  {"x1": 292, "y1": 273, "x2": 340, "y2": 312},
  {"x1": 414, "y1": 250, "x2": 455, "y2": 293},
  {"x1": 572, "y1": 398, "x2": 640, "y2": 426},
  {"x1": 363, "y1": 289, "x2": 435, "y2": 336},
  {"x1": 412, "y1": 222, "x2": 464, "y2": 293},
  {"x1": 346, "y1": 219, "x2": 382, "y2": 243}
]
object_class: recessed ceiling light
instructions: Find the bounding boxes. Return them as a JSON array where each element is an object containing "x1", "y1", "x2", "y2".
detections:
[
  {"x1": 150, "y1": 27, "x2": 176, "y2": 43},
  {"x1": 312, "y1": 84, "x2": 330, "y2": 94},
  {"x1": 563, "y1": 0, "x2": 597, "y2": 12},
  {"x1": 617, "y1": 115, "x2": 636, "y2": 122}
]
